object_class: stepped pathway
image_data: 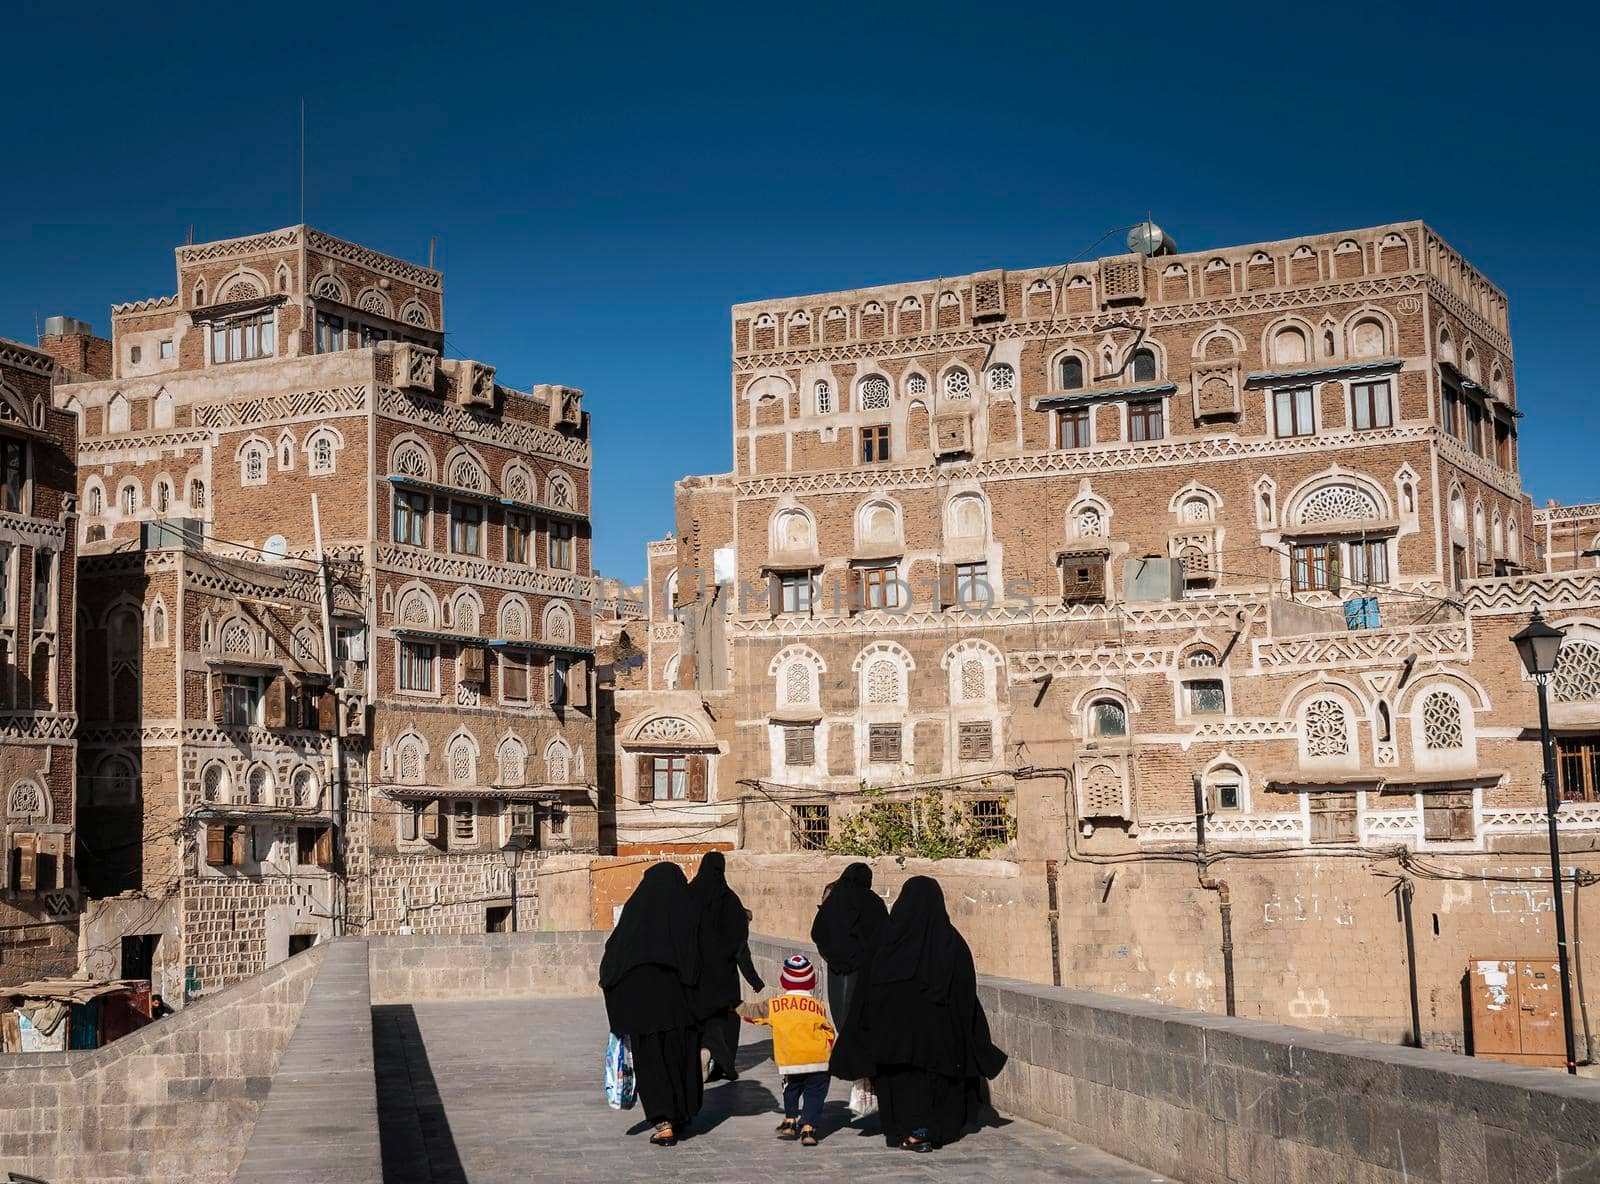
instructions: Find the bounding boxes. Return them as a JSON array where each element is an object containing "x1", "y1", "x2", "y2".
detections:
[{"x1": 372, "y1": 996, "x2": 1175, "y2": 1183}]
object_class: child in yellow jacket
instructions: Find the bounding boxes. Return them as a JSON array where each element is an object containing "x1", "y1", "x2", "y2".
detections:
[{"x1": 740, "y1": 954, "x2": 834, "y2": 1146}]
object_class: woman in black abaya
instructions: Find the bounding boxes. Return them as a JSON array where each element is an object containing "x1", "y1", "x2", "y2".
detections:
[
  {"x1": 600, "y1": 862, "x2": 703, "y2": 1147},
  {"x1": 686, "y1": 851, "x2": 763, "y2": 1081},
  {"x1": 832, "y1": 876, "x2": 1005, "y2": 1152},
  {"x1": 810, "y1": 861, "x2": 887, "y2": 1031}
]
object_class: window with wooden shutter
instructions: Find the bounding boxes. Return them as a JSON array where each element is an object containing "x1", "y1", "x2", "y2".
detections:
[
  {"x1": 1059, "y1": 553, "x2": 1107, "y2": 604},
  {"x1": 686, "y1": 755, "x2": 708, "y2": 802},
  {"x1": 421, "y1": 800, "x2": 442, "y2": 843},
  {"x1": 265, "y1": 676, "x2": 287, "y2": 729},
  {"x1": 1423, "y1": 792, "x2": 1474, "y2": 842},
  {"x1": 958, "y1": 721, "x2": 993, "y2": 762},
  {"x1": 767, "y1": 572, "x2": 782, "y2": 619},
  {"x1": 935, "y1": 564, "x2": 957, "y2": 611},
  {"x1": 317, "y1": 689, "x2": 337, "y2": 733},
  {"x1": 1307, "y1": 792, "x2": 1358, "y2": 844},
  {"x1": 211, "y1": 677, "x2": 226, "y2": 723},
  {"x1": 13, "y1": 833, "x2": 37, "y2": 890},
  {"x1": 229, "y1": 825, "x2": 248, "y2": 866},
  {"x1": 402, "y1": 804, "x2": 421, "y2": 842},
  {"x1": 206, "y1": 824, "x2": 227, "y2": 866},
  {"x1": 35, "y1": 834, "x2": 61, "y2": 891},
  {"x1": 636, "y1": 754, "x2": 656, "y2": 802},
  {"x1": 503, "y1": 651, "x2": 529, "y2": 702},
  {"x1": 569, "y1": 659, "x2": 590, "y2": 708},
  {"x1": 314, "y1": 825, "x2": 336, "y2": 870},
  {"x1": 462, "y1": 645, "x2": 486, "y2": 685},
  {"x1": 784, "y1": 726, "x2": 815, "y2": 766},
  {"x1": 869, "y1": 724, "x2": 901, "y2": 763}
]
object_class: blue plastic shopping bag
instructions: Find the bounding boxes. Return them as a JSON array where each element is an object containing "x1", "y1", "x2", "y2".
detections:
[{"x1": 605, "y1": 1032, "x2": 636, "y2": 1110}]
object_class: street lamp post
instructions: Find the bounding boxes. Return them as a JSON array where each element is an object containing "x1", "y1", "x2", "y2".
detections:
[
  {"x1": 500, "y1": 837, "x2": 531, "y2": 933},
  {"x1": 1511, "y1": 607, "x2": 1579, "y2": 1074}
]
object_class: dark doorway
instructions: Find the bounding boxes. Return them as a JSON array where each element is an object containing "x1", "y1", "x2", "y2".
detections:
[
  {"x1": 288, "y1": 934, "x2": 317, "y2": 956},
  {"x1": 485, "y1": 906, "x2": 512, "y2": 933},
  {"x1": 121, "y1": 933, "x2": 160, "y2": 981}
]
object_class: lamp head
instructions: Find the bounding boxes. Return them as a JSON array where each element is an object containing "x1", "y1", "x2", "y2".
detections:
[{"x1": 1511, "y1": 607, "x2": 1565, "y2": 678}]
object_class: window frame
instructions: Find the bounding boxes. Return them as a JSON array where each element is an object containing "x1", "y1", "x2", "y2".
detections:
[
  {"x1": 861, "y1": 564, "x2": 900, "y2": 611},
  {"x1": 1347, "y1": 538, "x2": 1390, "y2": 587},
  {"x1": 1088, "y1": 699, "x2": 1127, "y2": 739},
  {"x1": 506, "y1": 512, "x2": 531, "y2": 565},
  {"x1": 210, "y1": 310, "x2": 276, "y2": 364},
  {"x1": 867, "y1": 723, "x2": 902, "y2": 764},
  {"x1": 548, "y1": 521, "x2": 574, "y2": 571},
  {"x1": 779, "y1": 572, "x2": 816, "y2": 616},
  {"x1": 652, "y1": 754, "x2": 688, "y2": 801},
  {"x1": 449, "y1": 501, "x2": 483, "y2": 556},
  {"x1": 1128, "y1": 399, "x2": 1164, "y2": 442},
  {"x1": 1185, "y1": 678, "x2": 1227, "y2": 716},
  {"x1": 954, "y1": 561, "x2": 990, "y2": 608},
  {"x1": 1291, "y1": 541, "x2": 1337, "y2": 592},
  {"x1": 1557, "y1": 736, "x2": 1600, "y2": 803},
  {"x1": 1351, "y1": 379, "x2": 1393, "y2": 431},
  {"x1": 860, "y1": 424, "x2": 891, "y2": 464},
  {"x1": 1056, "y1": 407, "x2": 1091, "y2": 450},
  {"x1": 1057, "y1": 355, "x2": 1086, "y2": 391},
  {"x1": 221, "y1": 672, "x2": 264, "y2": 728},
  {"x1": 1, "y1": 437, "x2": 29, "y2": 514},
  {"x1": 398, "y1": 640, "x2": 437, "y2": 694},
  {"x1": 393, "y1": 490, "x2": 430, "y2": 547},
  {"x1": 1273, "y1": 386, "x2": 1316, "y2": 438},
  {"x1": 501, "y1": 649, "x2": 530, "y2": 704},
  {"x1": 783, "y1": 725, "x2": 815, "y2": 767},
  {"x1": 957, "y1": 720, "x2": 994, "y2": 762}
]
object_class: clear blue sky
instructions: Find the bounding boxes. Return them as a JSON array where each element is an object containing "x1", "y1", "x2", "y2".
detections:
[{"x1": 3, "y1": 2, "x2": 1595, "y2": 583}]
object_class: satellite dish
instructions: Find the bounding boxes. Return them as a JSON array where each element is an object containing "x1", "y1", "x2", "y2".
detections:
[
  {"x1": 262, "y1": 534, "x2": 288, "y2": 562},
  {"x1": 1127, "y1": 220, "x2": 1175, "y2": 257}
]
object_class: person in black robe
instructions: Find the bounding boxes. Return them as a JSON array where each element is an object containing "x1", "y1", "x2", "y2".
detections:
[
  {"x1": 810, "y1": 861, "x2": 888, "y2": 1032},
  {"x1": 829, "y1": 875, "x2": 1005, "y2": 1152},
  {"x1": 686, "y1": 851, "x2": 764, "y2": 1082},
  {"x1": 600, "y1": 862, "x2": 703, "y2": 1146}
]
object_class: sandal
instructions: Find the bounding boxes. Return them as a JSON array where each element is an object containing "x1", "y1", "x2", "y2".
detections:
[
  {"x1": 900, "y1": 1136, "x2": 933, "y2": 1153},
  {"x1": 650, "y1": 1124, "x2": 677, "y2": 1148},
  {"x1": 800, "y1": 1126, "x2": 818, "y2": 1147},
  {"x1": 775, "y1": 1119, "x2": 799, "y2": 1140}
]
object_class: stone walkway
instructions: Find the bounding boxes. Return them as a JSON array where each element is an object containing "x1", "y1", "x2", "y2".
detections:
[{"x1": 373, "y1": 997, "x2": 1173, "y2": 1183}]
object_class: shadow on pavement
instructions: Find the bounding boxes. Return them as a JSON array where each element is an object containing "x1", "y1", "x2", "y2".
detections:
[{"x1": 373, "y1": 1004, "x2": 469, "y2": 1184}]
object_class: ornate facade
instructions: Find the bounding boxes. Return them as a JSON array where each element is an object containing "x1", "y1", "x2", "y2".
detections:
[
  {"x1": 628, "y1": 222, "x2": 1600, "y2": 869},
  {"x1": 0, "y1": 337, "x2": 80, "y2": 988},
  {"x1": 61, "y1": 226, "x2": 598, "y2": 1000}
]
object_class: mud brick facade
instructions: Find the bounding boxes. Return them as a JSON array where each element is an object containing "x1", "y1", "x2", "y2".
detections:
[
  {"x1": 0, "y1": 337, "x2": 80, "y2": 989},
  {"x1": 60, "y1": 226, "x2": 598, "y2": 1000},
  {"x1": 611, "y1": 221, "x2": 1600, "y2": 1049}
]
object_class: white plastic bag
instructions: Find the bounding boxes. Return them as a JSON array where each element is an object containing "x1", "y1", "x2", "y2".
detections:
[
  {"x1": 848, "y1": 1077, "x2": 878, "y2": 1118},
  {"x1": 605, "y1": 1032, "x2": 636, "y2": 1110}
]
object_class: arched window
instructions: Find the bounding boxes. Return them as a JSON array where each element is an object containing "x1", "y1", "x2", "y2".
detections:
[
  {"x1": 1130, "y1": 348, "x2": 1157, "y2": 383},
  {"x1": 773, "y1": 508, "x2": 814, "y2": 553},
  {"x1": 1350, "y1": 319, "x2": 1386, "y2": 358},
  {"x1": 95, "y1": 755, "x2": 138, "y2": 805},
  {"x1": 189, "y1": 479, "x2": 206, "y2": 510},
  {"x1": 242, "y1": 444, "x2": 266, "y2": 485},
  {"x1": 546, "y1": 740, "x2": 571, "y2": 785},
  {"x1": 1088, "y1": 699, "x2": 1127, "y2": 738},
  {"x1": 448, "y1": 737, "x2": 476, "y2": 785},
  {"x1": 309, "y1": 431, "x2": 336, "y2": 474},
  {"x1": 1180, "y1": 495, "x2": 1213, "y2": 523},
  {"x1": 985, "y1": 364, "x2": 1014, "y2": 393},
  {"x1": 247, "y1": 765, "x2": 271, "y2": 805},
  {"x1": 943, "y1": 368, "x2": 972, "y2": 400},
  {"x1": 292, "y1": 768, "x2": 317, "y2": 807},
  {"x1": 948, "y1": 494, "x2": 986, "y2": 540},
  {"x1": 959, "y1": 658, "x2": 985, "y2": 701},
  {"x1": 1073, "y1": 504, "x2": 1105, "y2": 539},
  {"x1": 397, "y1": 737, "x2": 425, "y2": 785},
  {"x1": 1450, "y1": 488, "x2": 1466, "y2": 533},
  {"x1": 1508, "y1": 519, "x2": 1521, "y2": 561},
  {"x1": 498, "y1": 738, "x2": 527, "y2": 786},
  {"x1": 1420, "y1": 691, "x2": 1464, "y2": 750},
  {"x1": 153, "y1": 479, "x2": 171, "y2": 514},
  {"x1": 859, "y1": 375, "x2": 891, "y2": 410},
  {"x1": 150, "y1": 600, "x2": 168, "y2": 646},
  {"x1": 906, "y1": 374, "x2": 928, "y2": 397},
  {"x1": 814, "y1": 381, "x2": 833, "y2": 415},
  {"x1": 865, "y1": 658, "x2": 901, "y2": 704},
  {"x1": 782, "y1": 659, "x2": 814, "y2": 706},
  {"x1": 202, "y1": 762, "x2": 229, "y2": 804},
  {"x1": 1303, "y1": 698, "x2": 1350, "y2": 758},
  {"x1": 152, "y1": 390, "x2": 173, "y2": 429},
  {"x1": 1553, "y1": 641, "x2": 1600, "y2": 704},
  {"x1": 87, "y1": 486, "x2": 103, "y2": 516},
  {"x1": 119, "y1": 483, "x2": 138, "y2": 516},
  {"x1": 1058, "y1": 356, "x2": 1085, "y2": 390},
  {"x1": 107, "y1": 394, "x2": 129, "y2": 433}
]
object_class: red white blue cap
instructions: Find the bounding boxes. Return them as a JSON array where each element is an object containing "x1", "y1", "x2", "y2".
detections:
[{"x1": 781, "y1": 954, "x2": 816, "y2": 991}]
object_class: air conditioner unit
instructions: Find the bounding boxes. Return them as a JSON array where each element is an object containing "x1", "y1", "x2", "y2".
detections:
[{"x1": 1122, "y1": 557, "x2": 1184, "y2": 603}]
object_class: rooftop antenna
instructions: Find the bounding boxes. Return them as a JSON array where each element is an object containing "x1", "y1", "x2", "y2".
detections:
[
  {"x1": 428, "y1": 235, "x2": 437, "y2": 270},
  {"x1": 299, "y1": 97, "x2": 306, "y2": 226},
  {"x1": 187, "y1": 224, "x2": 194, "y2": 245}
]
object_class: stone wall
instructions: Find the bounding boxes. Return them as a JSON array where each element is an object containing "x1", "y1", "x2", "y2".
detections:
[
  {"x1": 0, "y1": 943, "x2": 327, "y2": 1184},
  {"x1": 366, "y1": 929, "x2": 604, "y2": 1003},
  {"x1": 746, "y1": 937, "x2": 1600, "y2": 1184},
  {"x1": 368, "y1": 850, "x2": 542, "y2": 936}
]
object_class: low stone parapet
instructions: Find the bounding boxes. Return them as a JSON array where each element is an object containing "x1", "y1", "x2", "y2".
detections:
[{"x1": 366, "y1": 929, "x2": 606, "y2": 1004}]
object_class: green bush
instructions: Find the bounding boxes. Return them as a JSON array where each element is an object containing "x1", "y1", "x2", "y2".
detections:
[{"x1": 826, "y1": 787, "x2": 1016, "y2": 859}]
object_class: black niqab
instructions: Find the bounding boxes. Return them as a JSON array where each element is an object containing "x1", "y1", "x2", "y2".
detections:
[
  {"x1": 600, "y1": 863, "x2": 701, "y2": 1036},
  {"x1": 811, "y1": 862, "x2": 888, "y2": 975},
  {"x1": 855, "y1": 876, "x2": 1005, "y2": 1080},
  {"x1": 686, "y1": 851, "x2": 752, "y2": 1017}
]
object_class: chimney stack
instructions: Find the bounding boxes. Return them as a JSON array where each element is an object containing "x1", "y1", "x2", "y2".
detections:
[{"x1": 37, "y1": 315, "x2": 112, "y2": 380}]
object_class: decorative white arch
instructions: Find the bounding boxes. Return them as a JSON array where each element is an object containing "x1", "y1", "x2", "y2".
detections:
[
  {"x1": 769, "y1": 644, "x2": 827, "y2": 708},
  {"x1": 940, "y1": 638, "x2": 1007, "y2": 703},
  {"x1": 498, "y1": 593, "x2": 532, "y2": 640},
  {"x1": 394, "y1": 581, "x2": 439, "y2": 628},
  {"x1": 389, "y1": 434, "x2": 436, "y2": 481},
  {"x1": 443, "y1": 446, "x2": 490, "y2": 492},
  {"x1": 542, "y1": 600, "x2": 575, "y2": 643}
]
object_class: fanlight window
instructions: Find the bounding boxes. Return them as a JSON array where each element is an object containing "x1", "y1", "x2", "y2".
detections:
[
  {"x1": 986, "y1": 364, "x2": 1015, "y2": 393},
  {"x1": 814, "y1": 381, "x2": 832, "y2": 415},
  {"x1": 859, "y1": 376, "x2": 891, "y2": 410},
  {"x1": 906, "y1": 374, "x2": 928, "y2": 397},
  {"x1": 1296, "y1": 485, "x2": 1379, "y2": 526},
  {"x1": 1130, "y1": 349, "x2": 1156, "y2": 383},
  {"x1": 1180, "y1": 496, "x2": 1213, "y2": 522},
  {"x1": 1074, "y1": 506, "x2": 1105, "y2": 538},
  {"x1": 865, "y1": 659, "x2": 900, "y2": 704},
  {"x1": 1303, "y1": 698, "x2": 1349, "y2": 758},
  {"x1": 783, "y1": 660, "x2": 813, "y2": 705},
  {"x1": 948, "y1": 495, "x2": 985, "y2": 539},
  {"x1": 943, "y1": 369, "x2": 972, "y2": 400},
  {"x1": 1272, "y1": 327, "x2": 1309, "y2": 366},
  {"x1": 1420, "y1": 691, "x2": 1464, "y2": 750},
  {"x1": 1552, "y1": 641, "x2": 1600, "y2": 704},
  {"x1": 959, "y1": 658, "x2": 985, "y2": 701},
  {"x1": 202, "y1": 763, "x2": 229, "y2": 803},
  {"x1": 1058, "y1": 356, "x2": 1085, "y2": 390}
]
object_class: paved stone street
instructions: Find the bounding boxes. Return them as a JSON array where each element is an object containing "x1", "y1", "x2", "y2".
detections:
[{"x1": 373, "y1": 997, "x2": 1174, "y2": 1183}]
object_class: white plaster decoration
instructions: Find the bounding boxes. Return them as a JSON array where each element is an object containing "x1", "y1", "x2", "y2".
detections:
[
  {"x1": 1303, "y1": 698, "x2": 1350, "y2": 758},
  {"x1": 860, "y1": 376, "x2": 891, "y2": 410},
  {"x1": 1552, "y1": 641, "x2": 1600, "y2": 703},
  {"x1": 1296, "y1": 484, "x2": 1380, "y2": 526},
  {"x1": 1420, "y1": 690, "x2": 1464, "y2": 750},
  {"x1": 6, "y1": 780, "x2": 46, "y2": 819},
  {"x1": 637, "y1": 716, "x2": 696, "y2": 741}
]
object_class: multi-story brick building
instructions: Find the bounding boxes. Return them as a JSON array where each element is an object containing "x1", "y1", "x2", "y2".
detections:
[
  {"x1": 0, "y1": 335, "x2": 80, "y2": 988},
  {"x1": 614, "y1": 217, "x2": 1600, "y2": 857},
  {"x1": 60, "y1": 226, "x2": 599, "y2": 1000}
]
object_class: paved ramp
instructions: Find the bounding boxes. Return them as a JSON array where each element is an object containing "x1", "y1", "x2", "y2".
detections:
[{"x1": 372, "y1": 997, "x2": 1172, "y2": 1183}]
